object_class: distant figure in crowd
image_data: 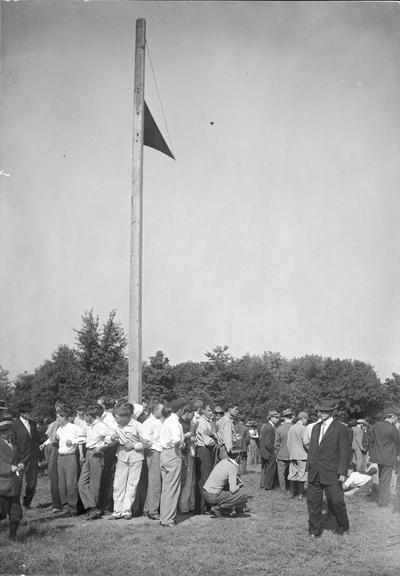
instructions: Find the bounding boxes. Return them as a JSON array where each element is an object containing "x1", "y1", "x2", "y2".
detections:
[
  {"x1": 352, "y1": 419, "x2": 365, "y2": 472},
  {"x1": 275, "y1": 409, "x2": 293, "y2": 492},
  {"x1": 40, "y1": 400, "x2": 64, "y2": 513},
  {"x1": 306, "y1": 399, "x2": 350, "y2": 537},
  {"x1": 234, "y1": 415, "x2": 250, "y2": 476},
  {"x1": 247, "y1": 421, "x2": 260, "y2": 465},
  {"x1": 215, "y1": 405, "x2": 238, "y2": 462},
  {"x1": 0, "y1": 415, "x2": 24, "y2": 541},
  {"x1": 203, "y1": 448, "x2": 250, "y2": 517},
  {"x1": 259, "y1": 410, "x2": 279, "y2": 490},
  {"x1": 11, "y1": 403, "x2": 40, "y2": 510},
  {"x1": 369, "y1": 408, "x2": 400, "y2": 508},
  {"x1": 287, "y1": 411, "x2": 308, "y2": 500}
]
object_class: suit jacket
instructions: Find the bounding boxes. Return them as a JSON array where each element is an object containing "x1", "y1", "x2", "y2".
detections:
[
  {"x1": 11, "y1": 418, "x2": 40, "y2": 466},
  {"x1": 0, "y1": 437, "x2": 21, "y2": 497},
  {"x1": 287, "y1": 421, "x2": 308, "y2": 460},
  {"x1": 306, "y1": 419, "x2": 350, "y2": 485},
  {"x1": 369, "y1": 420, "x2": 399, "y2": 466},
  {"x1": 275, "y1": 421, "x2": 292, "y2": 460},
  {"x1": 259, "y1": 422, "x2": 276, "y2": 461}
]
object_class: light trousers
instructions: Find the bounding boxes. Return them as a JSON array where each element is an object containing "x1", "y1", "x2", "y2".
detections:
[
  {"x1": 113, "y1": 453, "x2": 143, "y2": 517},
  {"x1": 160, "y1": 447, "x2": 182, "y2": 525}
]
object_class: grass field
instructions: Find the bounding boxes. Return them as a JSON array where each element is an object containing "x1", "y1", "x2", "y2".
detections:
[{"x1": 1, "y1": 466, "x2": 399, "y2": 576}]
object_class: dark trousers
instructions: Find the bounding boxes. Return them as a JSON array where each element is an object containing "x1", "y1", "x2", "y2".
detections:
[
  {"x1": 0, "y1": 495, "x2": 23, "y2": 539},
  {"x1": 57, "y1": 453, "x2": 79, "y2": 511},
  {"x1": 48, "y1": 445, "x2": 62, "y2": 509},
  {"x1": 377, "y1": 464, "x2": 393, "y2": 507},
  {"x1": 98, "y1": 444, "x2": 117, "y2": 512},
  {"x1": 307, "y1": 475, "x2": 349, "y2": 535},
  {"x1": 196, "y1": 446, "x2": 214, "y2": 513},
  {"x1": 21, "y1": 456, "x2": 38, "y2": 507},
  {"x1": 143, "y1": 450, "x2": 161, "y2": 516},
  {"x1": 203, "y1": 488, "x2": 248, "y2": 512},
  {"x1": 260, "y1": 456, "x2": 277, "y2": 489},
  {"x1": 277, "y1": 459, "x2": 290, "y2": 491}
]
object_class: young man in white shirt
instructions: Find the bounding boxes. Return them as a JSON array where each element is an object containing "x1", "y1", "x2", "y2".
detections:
[
  {"x1": 141, "y1": 401, "x2": 164, "y2": 520},
  {"x1": 109, "y1": 404, "x2": 147, "y2": 520},
  {"x1": 159, "y1": 399, "x2": 185, "y2": 527},
  {"x1": 78, "y1": 405, "x2": 113, "y2": 520},
  {"x1": 55, "y1": 406, "x2": 84, "y2": 516}
]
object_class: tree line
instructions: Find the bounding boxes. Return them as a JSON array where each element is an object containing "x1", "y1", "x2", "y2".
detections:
[{"x1": 1, "y1": 310, "x2": 400, "y2": 422}]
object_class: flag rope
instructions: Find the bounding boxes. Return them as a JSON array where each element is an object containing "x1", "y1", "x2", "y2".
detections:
[{"x1": 146, "y1": 39, "x2": 176, "y2": 159}]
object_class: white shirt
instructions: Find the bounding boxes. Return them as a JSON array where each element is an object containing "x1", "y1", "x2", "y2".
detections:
[
  {"x1": 319, "y1": 417, "x2": 333, "y2": 444},
  {"x1": 74, "y1": 416, "x2": 87, "y2": 434},
  {"x1": 159, "y1": 413, "x2": 184, "y2": 450},
  {"x1": 141, "y1": 414, "x2": 162, "y2": 452},
  {"x1": 85, "y1": 419, "x2": 113, "y2": 449},
  {"x1": 56, "y1": 423, "x2": 82, "y2": 455},
  {"x1": 101, "y1": 411, "x2": 118, "y2": 433},
  {"x1": 20, "y1": 416, "x2": 31, "y2": 436},
  {"x1": 133, "y1": 403, "x2": 144, "y2": 419}
]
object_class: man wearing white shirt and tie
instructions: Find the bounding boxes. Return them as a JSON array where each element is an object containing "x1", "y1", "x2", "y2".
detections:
[
  {"x1": 159, "y1": 399, "x2": 185, "y2": 527},
  {"x1": 306, "y1": 399, "x2": 350, "y2": 538}
]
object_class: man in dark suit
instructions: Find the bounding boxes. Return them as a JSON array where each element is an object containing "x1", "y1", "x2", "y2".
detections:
[
  {"x1": 259, "y1": 410, "x2": 279, "y2": 490},
  {"x1": 306, "y1": 399, "x2": 350, "y2": 537},
  {"x1": 11, "y1": 403, "x2": 40, "y2": 509},
  {"x1": 0, "y1": 414, "x2": 24, "y2": 540},
  {"x1": 369, "y1": 408, "x2": 399, "y2": 508}
]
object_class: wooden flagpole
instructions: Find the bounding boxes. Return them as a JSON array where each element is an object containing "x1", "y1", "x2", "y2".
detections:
[{"x1": 129, "y1": 18, "x2": 146, "y2": 403}]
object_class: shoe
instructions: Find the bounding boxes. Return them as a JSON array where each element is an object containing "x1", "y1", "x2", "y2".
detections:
[
  {"x1": 51, "y1": 508, "x2": 62, "y2": 514},
  {"x1": 298, "y1": 495, "x2": 304, "y2": 501},
  {"x1": 210, "y1": 506, "x2": 222, "y2": 518},
  {"x1": 84, "y1": 508, "x2": 102, "y2": 520},
  {"x1": 147, "y1": 513, "x2": 160, "y2": 520},
  {"x1": 123, "y1": 514, "x2": 132, "y2": 520},
  {"x1": 309, "y1": 531, "x2": 322, "y2": 538},
  {"x1": 335, "y1": 528, "x2": 349, "y2": 536},
  {"x1": 108, "y1": 515, "x2": 123, "y2": 520},
  {"x1": 160, "y1": 522, "x2": 176, "y2": 528}
]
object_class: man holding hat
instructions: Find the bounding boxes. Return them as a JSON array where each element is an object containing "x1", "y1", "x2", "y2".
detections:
[
  {"x1": 369, "y1": 408, "x2": 400, "y2": 508},
  {"x1": 259, "y1": 410, "x2": 279, "y2": 490},
  {"x1": 275, "y1": 408, "x2": 293, "y2": 492},
  {"x1": 0, "y1": 414, "x2": 25, "y2": 541},
  {"x1": 11, "y1": 403, "x2": 40, "y2": 509},
  {"x1": 306, "y1": 399, "x2": 350, "y2": 537}
]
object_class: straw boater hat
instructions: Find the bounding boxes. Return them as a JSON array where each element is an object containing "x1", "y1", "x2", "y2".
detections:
[
  {"x1": 268, "y1": 410, "x2": 280, "y2": 419},
  {"x1": 282, "y1": 408, "x2": 293, "y2": 417}
]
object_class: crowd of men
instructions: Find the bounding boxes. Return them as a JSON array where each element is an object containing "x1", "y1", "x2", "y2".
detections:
[{"x1": 1, "y1": 396, "x2": 399, "y2": 541}]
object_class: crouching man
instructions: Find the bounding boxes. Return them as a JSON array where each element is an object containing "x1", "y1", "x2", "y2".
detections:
[
  {"x1": 0, "y1": 415, "x2": 25, "y2": 541},
  {"x1": 202, "y1": 448, "x2": 250, "y2": 517}
]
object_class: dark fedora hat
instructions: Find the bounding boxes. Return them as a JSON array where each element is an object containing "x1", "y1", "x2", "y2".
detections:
[
  {"x1": 316, "y1": 399, "x2": 337, "y2": 412},
  {"x1": 282, "y1": 408, "x2": 293, "y2": 417},
  {"x1": 0, "y1": 415, "x2": 14, "y2": 431},
  {"x1": 18, "y1": 402, "x2": 32, "y2": 413}
]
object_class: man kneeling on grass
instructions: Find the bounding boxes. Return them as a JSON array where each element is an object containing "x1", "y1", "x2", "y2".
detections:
[{"x1": 202, "y1": 448, "x2": 250, "y2": 517}]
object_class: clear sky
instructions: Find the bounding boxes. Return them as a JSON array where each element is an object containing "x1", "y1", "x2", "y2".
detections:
[{"x1": 1, "y1": 1, "x2": 399, "y2": 380}]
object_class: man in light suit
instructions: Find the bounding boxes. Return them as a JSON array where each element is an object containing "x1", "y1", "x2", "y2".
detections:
[
  {"x1": 351, "y1": 421, "x2": 365, "y2": 471},
  {"x1": 259, "y1": 410, "x2": 279, "y2": 490},
  {"x1": 306, "y1": 399, "x2": 350, "y2": 537},
  {"x1": 369, "y1": 408, "x2": 399, "y2": 508},
  {"x1": 11, "y1": 403, "x2": 40, "y2": 509},
  {"x1": 275, "y1": 408, "x2": 293, "y2": 492}
]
